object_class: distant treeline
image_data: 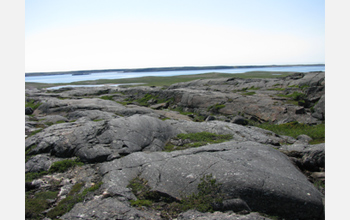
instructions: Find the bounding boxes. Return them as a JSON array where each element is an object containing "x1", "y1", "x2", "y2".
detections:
[{"x1": 25, "y1": 64, "x2": 325, "y2": 77}]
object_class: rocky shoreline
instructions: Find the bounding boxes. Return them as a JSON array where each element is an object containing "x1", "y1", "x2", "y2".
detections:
[{"x1": 25, "y1": 71, "x2": 325, "y2": 219}]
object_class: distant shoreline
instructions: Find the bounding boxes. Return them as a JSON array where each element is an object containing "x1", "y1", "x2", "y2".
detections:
[{"x1": 25, "y1": 64, "x2": 325, "y2": 77}]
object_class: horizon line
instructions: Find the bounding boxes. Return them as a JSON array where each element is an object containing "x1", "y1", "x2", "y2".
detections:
[{"x1": 25, "y1": 63, "x2": 325, "y2": 75}]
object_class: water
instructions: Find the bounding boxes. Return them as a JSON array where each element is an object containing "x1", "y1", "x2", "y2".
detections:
[{"x1": 25, "y1": 65, "x2": 325, "y2": 84}]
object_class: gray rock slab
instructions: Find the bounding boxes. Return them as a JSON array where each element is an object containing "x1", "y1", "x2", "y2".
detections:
[
  {"x1": 100, "y1": 141, "x2": 324, "y2": 219},
  {"x1": 25, "y1": 115, "x2": 176, "y2": 162},
  {"x1": 177, "y1": 210, "x2": 273, "y2": 220},
  {"x1": 67, "y1": 109, "x2": 117, "y2": 121},
  {"x1": 25, "y1": 154, "x2": 56, "y2": 173},
  {"x1": 60, "y1": 197, "x2": 162, "y2": 220},
  {"x1": 36, "y1": 98, "x2": 126, "y2": 115}
]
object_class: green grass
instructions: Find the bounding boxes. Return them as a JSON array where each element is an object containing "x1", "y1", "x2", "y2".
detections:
[
  {"x1": 256, "y1": 121, "x2": 325, "y2": 144},
  {"x1": 134, "y1": 93, "x2": 172, "y2": 106},
  {"x1": 268, "y1": 87, "x2": 285, "y2": 91},
  {"x1": 136, "y1": 93, "x2": 158, "y2": 106},
  {"x1": 130, "y1": 199, "x2": 153, "y2": 207},
  {"x1": 275, "y1": 91, "x2": 307, "y2": 106},
  {"x1": 99, "y1": 95, "x2": 114, "y2": 101},
  {"x1": 165, "y1": 132, "x2": 233, "y2": 152}
]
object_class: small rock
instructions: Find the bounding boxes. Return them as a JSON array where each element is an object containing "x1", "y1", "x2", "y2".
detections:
[
  {"x1": 296, "y1": 134, "x2": 313, "y2": 144},
  {"x1": 205, "y1": 115, "x2": 216, "y2": 121},
  {"x1": 295, "y1": 107, "x2": 305, "y2": 114},
  {"x1": 150, "y1": 103, "x2": 168, "y2": 110},
  {"x1": 25, "y1": 107, "x2": 34, "y2": 115},
  {"x1": 311, "y1": 172, "x2": 325, "y2": 181},
  {"x1": 232, "y1": 116, "x2": 248, "y2": 125}
]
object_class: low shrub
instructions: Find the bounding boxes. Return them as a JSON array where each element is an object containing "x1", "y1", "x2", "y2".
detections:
[
  {"x1": 48, "y1": 158, "x2": 84, "y2": 174},
  {"x1": 181, "y1": 174, "x2": 223, "y2": 212},
  {"x1": 128, "y1": 174, "x2": 223, "y2": 218}
]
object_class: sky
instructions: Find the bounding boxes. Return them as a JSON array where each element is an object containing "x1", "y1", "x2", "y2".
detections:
[{"x1": 25, "y1": 0, "x2": 325, "y2": 73}]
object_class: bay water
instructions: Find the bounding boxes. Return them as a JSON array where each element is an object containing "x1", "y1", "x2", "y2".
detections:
[{"x1": 25, "y1": 65, "x2": 325, "y2": 84}]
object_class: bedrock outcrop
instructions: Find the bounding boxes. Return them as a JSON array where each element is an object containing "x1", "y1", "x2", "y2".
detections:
[
  {"x1": 25, "y1": 71, "x2": 325, "y2": 220},
  {"x1": 99, "y1": 141, "x2": 324, "y2": 220}
]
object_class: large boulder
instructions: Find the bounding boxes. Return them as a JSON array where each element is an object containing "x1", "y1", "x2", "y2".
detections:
[{"x1": 100, "y1": 141, "x2": 324, "y2": 219}]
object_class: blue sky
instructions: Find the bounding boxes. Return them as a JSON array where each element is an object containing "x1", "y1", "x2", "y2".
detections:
[{"x1": 25, "y1": 0, "x2": 325, "y2": 72}]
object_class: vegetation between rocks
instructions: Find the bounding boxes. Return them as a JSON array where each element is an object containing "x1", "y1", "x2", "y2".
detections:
[
  {"x1": 172, "y1": 106, "x2": 205, "y2": 122},
  {"x1": 135, "y1": 93, "x2": 174, "y2": 107},
  {"x1": 127, "y1": 174, "x2": 223, "y2": 219},
  {"x1": 164, "y1": 132, "x2": 233, "y2": 152},
  {"x1": 26, "y1": 181, "x2": 103, "y2": 220},
  {"x1": 256, "y1": 121, "x2": 325, "y2": 144},
  {"x1": 25, "y1": 158, "x2": 84, "y2": 182},
  {"x1": 25, "y1": 99, "x2": 42, "y2": 111},
  {"x1": 207, "y1": 104, "x2": 226, "y2": 113},
  {"x1": 46, "y1": 181, "x2": 103, "y2": 219},
  {"x1": 48, "y1": 158, "x2": 84, "y2": 173},
  {"x1": 26, "y1": 190, "x2": 59, "y2": 219}
]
